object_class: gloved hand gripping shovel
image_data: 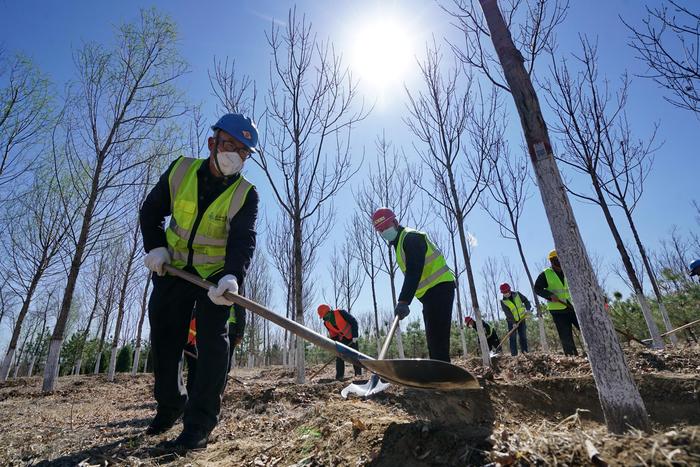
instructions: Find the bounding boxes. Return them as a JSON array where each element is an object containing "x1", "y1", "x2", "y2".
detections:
[
  {"x1": 163, "y1": 265, "x2": 480, "y2": 392},
  {"x1": 340, "y1": 315, "x2": 400, "y2": 398}
]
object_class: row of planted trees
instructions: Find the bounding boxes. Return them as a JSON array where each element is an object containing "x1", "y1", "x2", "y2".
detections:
[{"x1": 0, "y1": 0, "x2": 698, "y2": 435}]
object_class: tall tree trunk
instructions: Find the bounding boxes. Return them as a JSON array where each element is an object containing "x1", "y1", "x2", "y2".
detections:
[
  {"x1": 450, "y1": 233, "x2": 469, "y2": 357},
  {"x1": 292, "y1": 214, "x2": 306, "y2": 383},
  {"x1": 131, "y1": 275, "x2": 149, "y2": 375},
  {"x1": 385, "y1": 247, "x2": 405, "y2": 358},
  {"x1": 369, "y1": 275, "x2": 381, "y2": 354},
  {"x1": 590, "y1": 178, "x2": 663, "y2": 348},
  {"x1": 108, "y1": 226, "x2": 140, "y2": 381},
  {"x1": 621, "y1": 204, "x2": 677, "y2": 345},
  {"x1": 478, "y1": 0, "x2": 650, "y2": 433},
  {"x1": 0, "y1": 275, "x2": 41, "y2": 381},
  {"x1": 454, "y1": 207, "x2": 491, "y2": 366}
]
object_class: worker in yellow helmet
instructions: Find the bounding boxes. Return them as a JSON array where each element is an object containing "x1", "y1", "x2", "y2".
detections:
[{"x1": 534, "y1": 250, "x2": 580, "y2": 356}]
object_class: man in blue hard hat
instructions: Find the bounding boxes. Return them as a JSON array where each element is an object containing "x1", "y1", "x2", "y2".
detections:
[
  {"x1": 690, "y1": 259, "x2": 700, "y2": 282},
  {"x1": 140, "y1": 113, "x2": 259, "y2": 450}
]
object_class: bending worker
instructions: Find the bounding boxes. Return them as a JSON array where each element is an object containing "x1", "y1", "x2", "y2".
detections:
[
  {"x1": 372, "y1": 208, "x2": 456, "y2": 362},
  {"x1": 317, "y1": 304, "x2": 362, "y2": 381},
  {"x1": 465, "y1": 316, "x2": 501, "y2": 354}
]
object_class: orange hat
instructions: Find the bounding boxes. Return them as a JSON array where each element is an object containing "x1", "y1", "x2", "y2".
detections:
[{"x1": 317, "y1": 304, "x2": 331, "y2": 318}]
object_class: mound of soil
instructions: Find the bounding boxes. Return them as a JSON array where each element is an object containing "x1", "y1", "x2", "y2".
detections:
[{"x1": 0, "y1": 346, "x2": 698, "y2": 466}]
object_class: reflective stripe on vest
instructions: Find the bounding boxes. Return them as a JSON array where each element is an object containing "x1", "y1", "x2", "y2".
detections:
[
  {"x1": 544, "y1": 268, "x2": 571, "y2": 311},
  {"x1": 484, "y1": 322, "x2": 494, "y2": 339},
  {"x1": 324, "y1": 310, "x2": 353, "y2": 340},
  {"x1": 227, "y1": 307, "x2": 237, "y2": 324},
  {"x1": 187, "y1": 317, "x2": 197, "y2": 345},
  {"x1": 395, "y1": 228, "x2": 455, "y2": 299},
  {"x1": 502, "y1": 294, "x2": 527, "y2": 321},
  {"x1": 165, "y1": 157, "x2": 254, "y2": 279}
]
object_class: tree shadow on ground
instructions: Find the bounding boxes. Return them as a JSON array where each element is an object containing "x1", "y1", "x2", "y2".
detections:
[
  {"x1": 369, "y1": 386, "x2": 494, "y2": 466},
  {"x1": 33, "y1": 435, "x2": 188, "y2": 467}
]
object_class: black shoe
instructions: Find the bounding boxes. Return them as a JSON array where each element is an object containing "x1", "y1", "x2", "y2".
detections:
[
  {"x1": 145, "y1": 410, "x2": 182, "y2": 435},
  {"x1": 169, "y1": 426, "x2": 210, "y2": 450}
]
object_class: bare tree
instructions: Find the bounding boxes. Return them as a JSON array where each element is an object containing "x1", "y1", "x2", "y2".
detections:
[
  {"x1": 349, "y1": 211, "x2": 383, "y2": 353},
  {"x1": 597, "y1": 117, "x2": 677, "y2": 344},
  {"x1": 436, "y1": 203, "x2": 469, "y2": 357},
  {"x1": 107, "y1": 214, "x2": 141, "y2": 381},
  {"x1": 42, "y1": 9, "x2": 187, "y2": 392},
  {"x1": 131, "y1": 271, "x2": 150, "y2": 375},
  {"x1": 328, "y1": 237, "x2": 365, "y2": 313},
  {"x1": 259, "y1": 8, "x2": 366, "y2": 383},
  {"x1": 242, "y1": 249, "x2": 273, "y2": 368},
  {"x1": 624, "y1": 0, "x2": 700, "y2": 116},
  {"x1": 93, "y1": 260, "x2": 120, "y2": 375},
  {"x1": 456, "y1": 0, "x2": 651, "y2": 433},
  {"x1": 0, "y1": 51, "x2": 52, "y2": 188},
  {"x1": 404, "y1": 43, "x2": 493, "y2": 366},
  {"x1": 208, "y1": 56, "x2": 258, "y2": 117},
  {"x1": 541, "y1": 39, "x2": 663, "y2": 348},
  {"x1": 355, "y1": 132, "x2": 418, "y2": 358},
  {"x1": 73, "y1": 251, "x2": 109, "y2": 375},
  {"x1": 446, "y1": 0, "x2": 569, "y2": 91},
  {"x1": 0, "y1": 169, "x2": 71, "y2": 382},
  {"x1": 481, "y1": 138, "x2": 549, "y2": 351}
]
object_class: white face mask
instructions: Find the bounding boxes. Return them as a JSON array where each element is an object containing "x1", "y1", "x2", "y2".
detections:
[
  {"x1": 380, "y1": 226, "x2": 399, "y2": 243},
  {"x1": 216, "y1": 151, "x2": 244, "y2": 176}
]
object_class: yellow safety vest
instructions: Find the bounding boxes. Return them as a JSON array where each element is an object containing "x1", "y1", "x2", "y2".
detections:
[
  {"x1": 165, "y1": 157, "x2": 253, "y2": 279},
  {"x1": 395, "y1": 228, "x2": 455, "y2": 299},
  {"x1": 502, "y1": 294, "x2": 527, "y2": 322},
  {"x1": 544, "y1": 268, "x2": 571, "y2": 311}
]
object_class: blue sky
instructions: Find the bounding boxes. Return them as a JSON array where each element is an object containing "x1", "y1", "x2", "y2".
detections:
[{"x1": 1, "y1": 0, "x2": 697, "y2": 335}]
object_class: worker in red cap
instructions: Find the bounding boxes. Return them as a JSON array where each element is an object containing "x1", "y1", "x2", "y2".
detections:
[
  {"x1": 371, "y1": 207, "x2": 456, "y2": 362},
  {"x1": 317, "y1": 304, "x2": 362, "y2": 380},
  {"x1": 499, "y1": 283, "x2": 531, "y2": 356},
  {"x1": 464, "y1": 316, "x2": 501, "y2": 353}
]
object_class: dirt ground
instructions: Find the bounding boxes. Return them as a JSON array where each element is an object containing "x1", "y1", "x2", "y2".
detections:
[{"x1": 0, "y1": 347, "x2": 698, "y2": 466}]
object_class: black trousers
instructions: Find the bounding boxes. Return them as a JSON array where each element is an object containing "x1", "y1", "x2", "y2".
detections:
[
  {"x1": 486, "y1": 331, "x2": 501, "y2": 352},
  {"x1": 185, "y1": 330, "x2": 237, "y2": 395},
  {"x1": 551, "y1": 309, "x2": 580, "y2": 356},
  {"x1": 148, "y1": 273, "x2": 230, "y2": 433},
  {"x1": 335, "y1": 339, "x2": 362, "y2": 380},
  {"x1": 419, "y1": 281, "x2": 455, "y2": 362}
]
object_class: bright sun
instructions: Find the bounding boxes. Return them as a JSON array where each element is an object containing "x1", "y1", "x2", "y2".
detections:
[{"x1": 350, "y1": 16, "x2": 414, "y2": 91}]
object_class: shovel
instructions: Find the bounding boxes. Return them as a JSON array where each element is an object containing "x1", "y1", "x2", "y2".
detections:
[
  {"x1": 341, "y1": 315, "x2": 400, "y2": 398},
  {"x1": 163, "y1": 265, "x2": 480, "y2": 391}
]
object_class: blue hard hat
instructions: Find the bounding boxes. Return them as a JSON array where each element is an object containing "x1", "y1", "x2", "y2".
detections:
[
  {"x1": 690, "y1": 259, "x2": 700, "y2": 276},
  {"x1": 211, "y1": 113, "x2": 258, "y2": 153}
]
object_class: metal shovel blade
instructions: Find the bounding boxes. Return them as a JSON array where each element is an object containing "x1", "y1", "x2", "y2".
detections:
[
  {"x1": 340, "y1": 376, "x2": 391, "y2": 399},
  {"x1": 361, "y1": 358, "x2": 481, "y2": 390}
]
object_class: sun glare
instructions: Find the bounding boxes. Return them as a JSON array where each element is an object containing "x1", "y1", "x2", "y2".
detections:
[{"x1": 350, "y1": 16, "x2": 414, "y2": 92}]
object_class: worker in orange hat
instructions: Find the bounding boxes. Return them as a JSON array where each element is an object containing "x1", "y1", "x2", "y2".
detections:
[{"x1": 317, "y1": 304, "x2": 362, "y2": 381}]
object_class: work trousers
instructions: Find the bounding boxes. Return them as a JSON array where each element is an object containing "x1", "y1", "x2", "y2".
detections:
[
  {"x1": 507, "y1": 320, "x2": 529, "y2": 356},
  {"x1": 551, "y1": 309, "x2": 580, "y2": 356},
  {"x1": 148, "y1": 273, "x2": 230, "y2": 433},
  {"x1": 335, "y1": 339, "x2": 362, "y2": 380},
  {"x1": 486, "y1": 331, "x2": 501, "y2": 352},
  {"x1": 185, "y1": 328, "x2": 238, "y2": 395},
  {"x1": 419, "y1": 281, "x2": 455, "y2": 362}
]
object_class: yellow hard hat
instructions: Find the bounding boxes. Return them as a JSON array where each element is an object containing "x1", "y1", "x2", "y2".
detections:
[{"x1": 548, "y1": 249, "x2": 558, "y2": 260}]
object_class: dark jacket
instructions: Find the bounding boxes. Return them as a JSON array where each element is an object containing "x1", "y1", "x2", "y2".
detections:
[
  {"x1": 323, "y1": 309, "x2": 359, "y2": 341},
  {"x1": 139, "y1": 157, "x2": 258, "y2": 283},
  {"x1": 500, "y1": 292, "x2": 532, "y2": 322},
  {"x1": 534, "y1": 268, "x2": 574, "y2": 311},
  {"x1": 390, "y1": 227, "x2": 428, "y2": 303}
]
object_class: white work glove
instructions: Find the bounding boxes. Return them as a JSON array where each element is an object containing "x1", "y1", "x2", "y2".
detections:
[
  {"x1": 207, "y1": 274, "x2": 238, "y2": 306},
  {"x1": 144, "y1": 247, "x2": 171, "y2": 276}
]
